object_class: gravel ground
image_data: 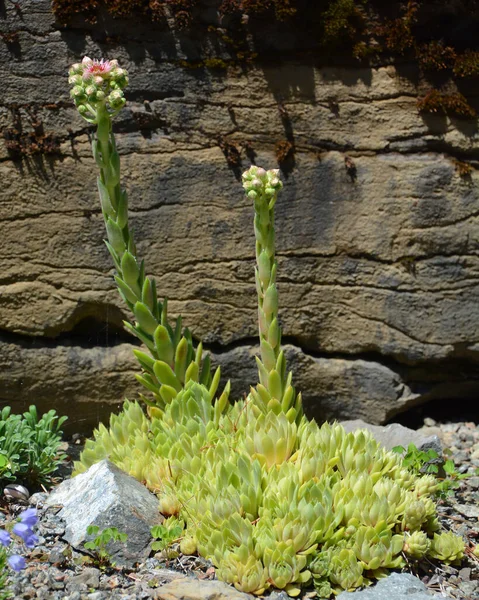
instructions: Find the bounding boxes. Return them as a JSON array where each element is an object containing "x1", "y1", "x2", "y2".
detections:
[{"x1": 1, "y1": 419, "x2": 479, "y2": 600}]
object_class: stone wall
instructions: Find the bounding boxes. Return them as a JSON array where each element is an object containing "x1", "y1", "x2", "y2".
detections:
[{"x1": 1, "y1": 1, "x2": 478, "y2": 433}]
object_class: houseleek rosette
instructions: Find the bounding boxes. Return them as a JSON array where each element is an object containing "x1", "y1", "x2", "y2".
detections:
[
  {"x1": 242, "y1": 166, "x2": 302, "y2": 424},
  {"x1": 68, "y1": 58, "x2": 224, "y2": 416},
  {"x1": 69, "y1": 62, "x2": 468, "y2": 598}
]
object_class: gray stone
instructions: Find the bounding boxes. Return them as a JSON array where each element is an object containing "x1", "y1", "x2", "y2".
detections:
[
  {"x1": 45, "y1": 460, "x2": 162, "y2": 567},
  {"x1": 67, "y1": 568, "x2": 100, "y2": 590},
  {"x1": 337, "y1": 573, "x2": 450, "y2": 599},
  {"x1": 153, "y1": 578, "x2": 253, "y2": 600},
  {"x1": 87, "y1": 593, "x2": 106, "y2": 600},
  {"x1": 340, "y1": 419, "x2": 443, "y2": 454},
  {"x1": 453, "y1": 503, "x2": 479, "y2": 519}
]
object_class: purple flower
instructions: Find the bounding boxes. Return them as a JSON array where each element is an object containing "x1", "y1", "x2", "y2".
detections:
[
  {"x1": 0, "y1": 529, "x2": 11, "y2": 547},
  {"x1": 7, "y1": 554, "x2": 26, "y2": 572},
  {"x1": 12, "y1": 522, "x2": 29, "y2": 539},
  {"x1": 12, "y1": 523, "x2": 38, "y2": 549},
  {"x1": 19, "y1": 508, "x2": 37, "y2": 529},
  {"x1": 23, "y1": 530, "x2": 39, "y2": 549}
]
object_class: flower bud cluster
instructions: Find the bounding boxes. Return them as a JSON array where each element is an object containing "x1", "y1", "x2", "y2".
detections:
[
  {"x1": 242, "y1": 166, "x2": 283, "y2": 202},
  {"x1": 68, "y1": 57, "x2": 129, "y2": 117}
]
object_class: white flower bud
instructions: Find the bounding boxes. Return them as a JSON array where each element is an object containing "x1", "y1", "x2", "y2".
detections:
[
  {"x1": 82, "y1": 56, "x2": 93, "y2": 66},
  {"x1": 69, "y1": 64, "x2": 82, "y2": 76},
  {"x1": 68, "y1": 74, "x2": 82, "y2": 86},
  {"x1": 70, "y1": 85, "x2": 85, "y2": 98},
  {"x1": 85, "y1": 85, "x2": 97, "y2": 100},
  {"x1": 109, "y1": 90, "x2": 125, "y2": 109}
]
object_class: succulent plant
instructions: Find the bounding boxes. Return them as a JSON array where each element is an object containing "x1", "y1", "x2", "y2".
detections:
[
  {"x1": 68, "y1": 58, "x2": 224, "y2": 417},
  {"x1": 69, "y1": 58, "x2": 466, "y2": 598},
  {"x1": 429, "y1": 531, "x2": 465, "y2": 564},
  {"x1": 243, "y1": 166, "x2": 303, "y2": 425},
  {"x1": 403, "y1": 530, "x2": 431, "y2": 559}
]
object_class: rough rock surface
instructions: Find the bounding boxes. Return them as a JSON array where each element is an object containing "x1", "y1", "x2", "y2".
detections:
[
  {"x1": 155, "y1": 579, "x2": 253, "y2": 600},
  {"x1": 337, "y1": 573, "x2": 447, "y2": 599},
  {"x1": 1, "y1": 0, "x2": 479, "y2": 429},
  {"x1": 340, "y1": 419, "x2": 442, "y2": 454},
  {"x1": 45, "y1": 460, "x2": 162, "y2": 567}
]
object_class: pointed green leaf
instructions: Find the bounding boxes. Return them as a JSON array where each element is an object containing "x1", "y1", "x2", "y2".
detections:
[
  {"x1": 117, "y1": 189, "x2": 128, "y2": 229},
  {"x1": 133, "y1": 301, "x2": 158, "y2": 336},
  {"x1": 260, "y1": 339, "x2": 276, "y2": 371},
  {"x1": 110, "y1": 149, "x2": 121, "y2": 186},
  {"x1": 161, "y1": 297, "x2": 168, "y2": 327},
  {"x1": 268, "y1": 317, "x2": 280, "y2": 349},
  {"x1": 105, "y1": 218, "x2": 126, "y2": 254},
  {"x1": 153, "y1": 360, "x2": 182, "y2": 392},
  {"x1": 133, "y1": 349, "x2": 156, "y2": 372},
  {"x1": 121, "y1": 251, "x2": 140, "y2": 289},
  {"x1": 92, "y1": 139, "x2": 104, "y2": 167},
  {"x1": 281, "y1": 385, "x2": 294, "y2": 411},
  {"x1": 123, "y1": 321, "x2": 156, "y2": 353},
  {"x1": 263, "y1": 284, "x2": 278, "y2": 317},
  {"x1": 208, "y1": 366, "x2": 221, "y2": 400},
  {"x1": 142, "y1": 278, "x2": 155, "y2": 312},
  {"x1": 136, "y1": 374, "x2": 159, "y2": 394},
  {"x1": 154, "y1": 325, "x2": 174, "y2": 365},
  {"x1": 114, "y1": 276, "x2": 137, "y2": 304},
  {"x1": 255, "y1": 383, "x2": 271, "y2": 406},
  {"x1": 199, "y1": 354, "x2": 211, "y2": 385},
  {"x1": 255, "y1": 356, "x2": 269, "y2": 387},
  {"x1": 258, "y1": 250, "x2": 271, "y2": 287},
  {"x1": 268, "y1": 369, "x2": 282, "y2": 400},
  {"x1": 185, "y1": 361, "x2": 199, "y2": 383},
  {"x1": 195, "y1": 342, "x2": 203, "y2": 366},
  {"x1": 160, "y1": 384, "x2": 178, "y2": 404},
  {"x1": 174, "y1": 337, "x2": 188, "y2": 383},
  {"x1": 104, "y1": 241, "x2": 121, "y2": 271},
  {"x1": 97, "y1": 177, "x2": 115, "y2": 216}
]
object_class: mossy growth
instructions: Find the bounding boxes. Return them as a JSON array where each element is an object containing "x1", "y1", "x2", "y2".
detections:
[
  {"x1": 2, "y1": 111, "x2": 61, "y2": 158},
  {"x1": 417, "y1": 90, "x2": 476, "y2": 119},
  {"x1": 453, "y1": 50, "x2": 479, "y2": 78}
]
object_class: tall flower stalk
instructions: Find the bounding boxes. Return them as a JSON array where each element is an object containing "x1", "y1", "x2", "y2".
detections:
[
  {"x1": 68, "y1": 58, "x2": 226, "y2": 417},
  {"x1": 242, "y1": 167, "x2": 302, "y2": 424}
]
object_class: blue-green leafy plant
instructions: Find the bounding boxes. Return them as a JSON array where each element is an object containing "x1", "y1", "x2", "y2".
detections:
[
  {"x1": 393, "y1": 443, "x2": 477, "y2": 499},
  {"x1": 84, "y1": 525, "x2": 128, "y2": 567},
  {"x1": 68, "y1": 58, "x2": 465, "y2": 597},
  {"x1": 0, "y1": 406, "x2": 67, "y2": 488},
  {"x1": 151, "y1": 518, "x2": 183, "y2": 560}
]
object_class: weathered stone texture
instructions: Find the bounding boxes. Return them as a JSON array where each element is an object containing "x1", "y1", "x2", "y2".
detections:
[{"x1": 0, "y1": 1, "x2": 478, "y2": 430}]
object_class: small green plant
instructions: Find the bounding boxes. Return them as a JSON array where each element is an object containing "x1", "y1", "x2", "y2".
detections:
[
  {"x1": 0, "y1": 406, "x2": 67, "y2": 488},
  {"x1": 151, "y1": 518, "x2": 184, "y2": 560},
  {"x1": 392, "y1": 443, "x2": 440, "y2": 475},
  {"x1": 392, "y1": 444, "x2": 475, "y2": 499},
  {"x1": 84, "y1": 526, "x2": 128, "y2": 567}
]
